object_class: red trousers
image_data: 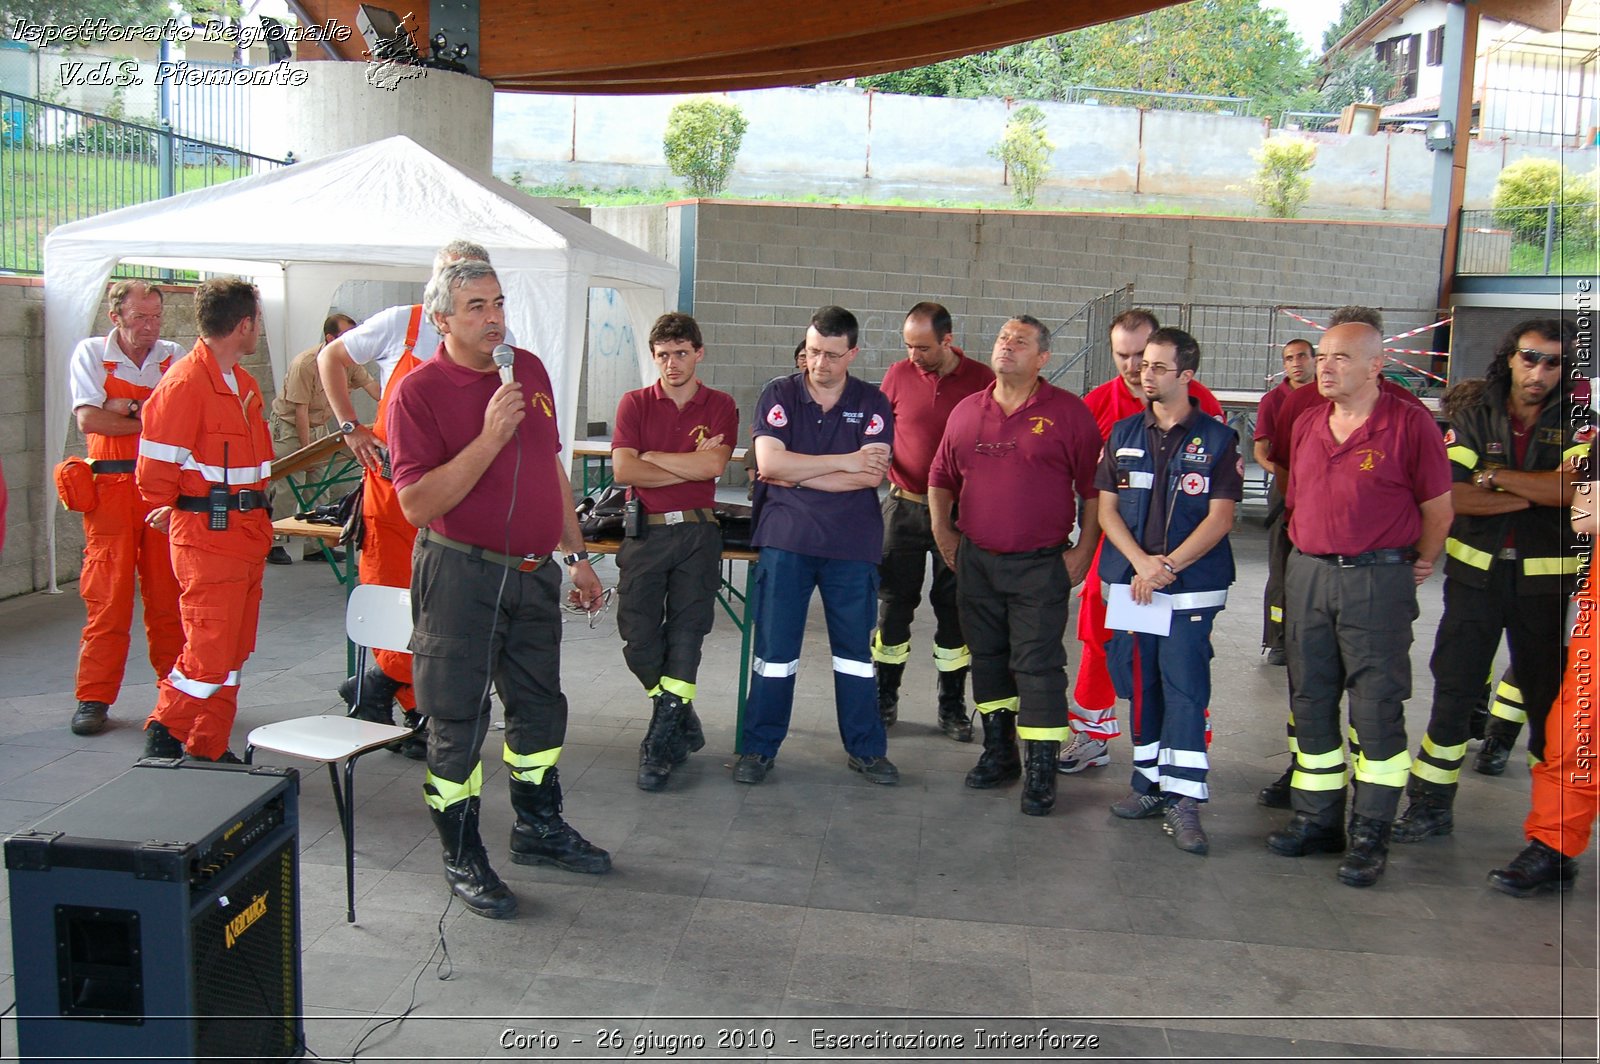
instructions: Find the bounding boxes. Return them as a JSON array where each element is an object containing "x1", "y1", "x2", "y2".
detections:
[
  {"x1": 76, "y1": 477, "x2": 182, "y2": 705},
  {"x1": 1072, "y1": 538, "x2": 1122, "y2": 739},
  {"x1": 358, "y1": 473, "x2": 416, "y2": 710},
  {"x1": 1526, "y1": 591, "x2": 1599, "y2": 858},
  {"x1": 149, "y1": 545, "x2": 263, "y2": 760}
]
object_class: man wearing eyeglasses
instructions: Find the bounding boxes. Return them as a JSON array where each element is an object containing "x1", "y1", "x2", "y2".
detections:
[
  {"x1": 1392, "y1": 319, "x2": 1583, "y2": 847},
  {"x1": 928, "y1": 316, "x2": 1102, "y2": 816},
  {"x1": 611, "y1": 312, "x2": 737, "y2": 791},
  {"x1": 64, "y1": 281, "x2": 184, "y2": 738},
  {"x1": 873, "y1": 302, "x2": 994, "y2": 743},
  {"x1": 1095, "y1": 328, "x2": 1241, "y2": 854},
  {"x1": 736, "y1": 305, "x2": 896, "y2": 785}
]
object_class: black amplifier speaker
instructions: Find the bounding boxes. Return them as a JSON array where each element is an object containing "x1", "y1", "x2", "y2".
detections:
[{"x1": 5, "y1": 760, "x2": 303, "y2": 1062}]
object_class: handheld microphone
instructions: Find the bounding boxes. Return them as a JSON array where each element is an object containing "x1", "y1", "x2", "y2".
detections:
[{"x1": 492, "y1": 344, "x2": 515, "y2": 386}]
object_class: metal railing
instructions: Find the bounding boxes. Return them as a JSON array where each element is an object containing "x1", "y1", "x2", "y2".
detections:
[
  {"x1": 1457, "y1": 204, "x2": 1598, "y2": 277},
  {"x1": 1277, "y1": 110, "x2": 1425, "y2": 132},
  {"x1": 1061, "y1": 85, "x2": 1253, "y2": 116},
  {"x1": 0, "y1": 91, "x2": 287, "y2": 274}
]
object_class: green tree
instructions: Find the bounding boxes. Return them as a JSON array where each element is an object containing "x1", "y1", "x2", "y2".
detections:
[
  {"x1": 1493, "y1": 157, "x2": 1598, "y2": 246},
  {"x1": 662, "y1": 98, "x2": 749, "y2": 197},
  {"x1": 1318, "y1": 48, "x2": 1395, "y2": 110},
  {"x1": 1322, "y1": 0, "x2": 1385, "y2": 53},
  {"x1": 857, "y1": 0, "x2": 1313, "y2": 116},
  {"x1": 1248, "y1": 136, "x2": 1315, "y2": 217},
  {"x1": 989, "y1": 103, "x2": 1053, "y2": 205}
]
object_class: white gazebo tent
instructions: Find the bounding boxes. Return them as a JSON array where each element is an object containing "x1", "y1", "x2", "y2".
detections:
[{"x1": 41, "y1": 134, "x2": 677, "y2": 588}]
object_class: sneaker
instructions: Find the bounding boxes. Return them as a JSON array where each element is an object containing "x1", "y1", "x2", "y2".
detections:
[
  {"x1": 70, "y1": 700, "x2": 110, "y2": 736},
  {"x1": 1109, "y1": 789, "x2": 1167, "y2": 820},
  {"x1": 1057, "y1": 734, "x2": 1110, "y2": 774},
  {"x1": 1163, "y1": 796, "x2": 1210, "y2": 855},
  {"x1": 846, "y1": 754, "x2": 900, "y2": 785},
  {"x1": 267, "y1": 546, "x2": 293, "y2": 565},
  {"x1": 733, "y1": 753, "x2": 773, "y2": 784}
]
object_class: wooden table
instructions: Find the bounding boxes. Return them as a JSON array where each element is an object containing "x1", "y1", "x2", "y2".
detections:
[
  {"x1": 271, "y1": 434, "x2": 362, "y2": 583},
  {"x1": 585, "y1": 537, "x2": 761, "y2": 749}
]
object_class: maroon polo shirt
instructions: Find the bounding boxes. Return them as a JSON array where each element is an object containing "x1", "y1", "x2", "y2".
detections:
[
  {"x1": 388, "y1": 344, "x2": 564, "y2": 557},
  {"x1": 1254, "y1": 379, "x2": 1296, "y2": 443},
  {"x1": 1286, "y1": 390, "x2": 1452, "y2": 556},
  {"x1": 929, "y1": 379, "x2": 1101, "y2": 553},
  {"x1": 612, "y1": 380, "x2": 739, "y2": 513},
  {"x1": 1271, "y1": 375, "x2": 1427, "y2": 473},
  {"x1": 879, "y1": 348, "x2": 994, "y2": 495}
]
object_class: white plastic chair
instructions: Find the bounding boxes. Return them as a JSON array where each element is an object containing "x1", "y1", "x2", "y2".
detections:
[{"x1": 246, "y1": 584, "x2": 419, "y2": 923}]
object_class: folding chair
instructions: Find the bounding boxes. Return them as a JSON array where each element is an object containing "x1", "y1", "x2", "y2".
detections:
[{"x1": 246, "y1": 584, "x2": 419, "y2": 922}]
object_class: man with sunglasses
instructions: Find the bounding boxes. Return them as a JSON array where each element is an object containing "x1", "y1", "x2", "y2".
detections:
[
  {"x1": 1392, "y1": 319, "x2": 1583, "y2": 846},
  {"x1": 737, "y1": 306, "x2": 896, "y2": 785},
  {"x1": 928, "y1": 316, "x2": 1102, "y2": 816},
  {"x1": 611, "y1": 312, "x2": 737, "y2": 791}
]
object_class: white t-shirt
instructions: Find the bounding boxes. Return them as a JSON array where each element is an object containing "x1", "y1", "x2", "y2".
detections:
[
  {"x1": 341, "y1": 304, "x2": 515, "y2": 391},
  {"x1": 68, "y1": 332, "x2": 184, "y2": 411}
]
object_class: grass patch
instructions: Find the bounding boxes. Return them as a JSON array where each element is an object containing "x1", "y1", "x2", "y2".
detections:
[
  {"x1": 1507, "y1": 238, "x2": 1599, "y2": 277},
  {"x1": 1, "y1": 148, "x2": 252, "y2": 273}
]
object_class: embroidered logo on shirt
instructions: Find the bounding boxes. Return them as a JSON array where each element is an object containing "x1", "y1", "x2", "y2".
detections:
[
  {"x1": 767, "y1": 404, "x2": 788, "y2": 428},
  {"x1": 865, "y1": 413, "x2": 885, "y2": 436},
  {"x1": 1028, "y1": 416, "x2": 1053, "y2": 436},
  {"x1": 691, "y1": 424, "x2": 712, "y2": 444},
  {"x1": 529, "y1": 391, "x2": 553, "y2": 417},
  {"x1": 1180, "y1": 472, "x2": 1206, "y2": 495},
  {"x1": 1356, "y1": 447, "x2": 1386, "y2": 471},
  {"x1": 1486, "y1": 441, "x2": 1504, "y2": 455},
  {"x1": 1442, "y1": 428, "x2": 1457, "y2": 445}
]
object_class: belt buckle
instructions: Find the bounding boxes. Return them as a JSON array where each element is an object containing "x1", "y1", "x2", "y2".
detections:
[
  {"x1": 664, "y1": 511, "x2": 683, "y2": 526},
  {"x1": 1337, "y1": 555, "x2": 1358, "y2": 569},
  {"x1": 517, "y1": 554, "x2": 543, "y2": 572}
]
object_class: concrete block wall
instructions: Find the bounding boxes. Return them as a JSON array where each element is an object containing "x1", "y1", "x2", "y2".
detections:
[
  {"x1": 650, "y1": 201, "x2": 1445, "y2": 445},
  {"x1": 0, "y1": 280, "x2": 279, "y2": 600}
]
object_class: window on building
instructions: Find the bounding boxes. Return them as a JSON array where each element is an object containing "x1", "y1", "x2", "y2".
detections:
[
  {"x1": 1426, "y1": 26, "x2": 1445, "y2": 67},
  {"x1": 1374, "y1": 33, "x2": 1421, "y2": 100}
]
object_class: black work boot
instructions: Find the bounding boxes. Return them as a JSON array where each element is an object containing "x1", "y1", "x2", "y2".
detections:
[
  {"x1": 1474, "y1": 731, "x2": 1515, "y2": 776},
  {"x1": 936, "y1": 668, "x2": 974, "y2": 743},
  {"x1": 1392, "y1": 792, "x2": 1454, "y2": 843},
  {"x1": 71, "y1": 700, "x2": 110, "y2": 736},
  {"x1": 397, "y1": 711, "x2": 428, "y2": 760},
  {"x1": 667, "y1": 695, "x2": 706, "y2": 765},
  {"x1": 1337, "y1": 814, "x2": 1392, "y2": 888},
  {"x1": 637, "y1": 693, "x2": 684, "y2": 792},
  {"x1": 1266, "y1": 811, "x2": 1346, "y2": 856},
  {"x1": 1019, "y1": 739, "x2": 1060, "y2": 816},
  {"x1": 964, "y1": 709, "x2": 1021, "y2": 789},
  {"x1": 1488, "y1": 839, "x2": 1579, "y2": 898},
  {"x1": 508, "y1": 770, "x2": 612, "y2": 873},
  {"x1": 876, "y1": 662, "x2": 904, "y2": 727},
  {"x1": 338, "y1": 665, "x2": 403, "y2": 727},
  {"x1": 1257, "y1": 763, "x2": 1294, "y2": 809},
  {"x1": 142, "y1": 720, "x2": 183, "y2": 759},
  {"x1": 429, "y1": 798, "x2": 517, "y2": 919}
]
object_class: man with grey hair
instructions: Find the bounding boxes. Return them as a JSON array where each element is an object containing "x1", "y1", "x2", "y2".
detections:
[
  {"x1": 317, "y1": 241, "x2": 510, "y2": 752},
  {"x1": 388, "y1": 260, "x2": 608, "y2": 918}
]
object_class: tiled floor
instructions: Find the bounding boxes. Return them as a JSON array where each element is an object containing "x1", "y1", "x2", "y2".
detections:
[{"x1": 0, "y1": 523, "x2": 1594, "y2": 1062}]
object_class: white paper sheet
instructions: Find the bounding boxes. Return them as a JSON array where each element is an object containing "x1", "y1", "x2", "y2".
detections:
[{"x1": 1105, "y1": 583, "x2": 1173, "y2": 637}]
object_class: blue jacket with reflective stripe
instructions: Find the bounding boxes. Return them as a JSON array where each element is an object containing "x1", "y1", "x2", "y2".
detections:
[{"x1": 1098, "y1": 410, "x2": 1236, "y2": 597}]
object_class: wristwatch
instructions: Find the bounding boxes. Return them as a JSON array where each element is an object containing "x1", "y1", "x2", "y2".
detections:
[
  {"x1": 338, "y1": 418, "x2": 360, "y2": 435},
  {"x1": 126, "y1": 399, "x2": 141, "y2": 418},
  {"x1": 563, "y1": 550, "x2": 590, "y2": 567}
]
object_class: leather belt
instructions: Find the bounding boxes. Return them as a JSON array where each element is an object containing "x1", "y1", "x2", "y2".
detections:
[
  {"x1": 1305, "y1": 548, "x2": 1419, "y2": 568},
  {"x1": 891, "y1": 487, "x2": 928, "y2": 504},
  {"x1": 174, "y1": 489, "x2": 269, "y2": 513},
  {"x1": 89, "y1": 459, "x2": 136, "y2": 475},
  {"x1": 645, "y1": 508, "x2": 717, "y2": 526},
  {"x1": 418, "y1": 528, "x2": 549, "y2": 572}
]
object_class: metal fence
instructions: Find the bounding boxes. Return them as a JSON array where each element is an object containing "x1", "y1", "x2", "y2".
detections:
[
  {"x1": 0, "y1": 91, "x2": 285, "y2": 274},
  {"x1": 1052, "y1": 295, "x2": 1452, "y2": 395},
  {"x1": 1061, "y1": 85, "x2": 1254, "y2": 116},
  {"x1": 1457, "y1": 204, "x2": 1599, "y2": 277}
]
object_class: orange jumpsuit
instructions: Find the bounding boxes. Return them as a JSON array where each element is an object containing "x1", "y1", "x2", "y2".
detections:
[
  {"x1": 358, "y1": 307, "x2": 424, "y2": 711},
  {"x1": 136, "y1": 342, "x2": 274, "y2": 760},
  {"x1": 1526, "y1": 587, "x2": 1600, "y2": 857},
  {"x1": 76, "y1": 355, "x2": 183, "y2": 705}
]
